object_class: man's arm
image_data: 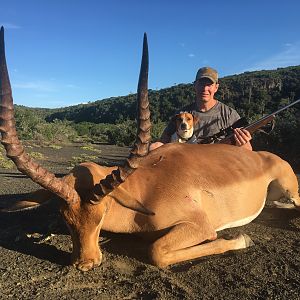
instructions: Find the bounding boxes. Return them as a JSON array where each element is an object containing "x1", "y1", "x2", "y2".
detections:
[{"x1": 149, "y1": 120, "x2": 175, "y2": 151}]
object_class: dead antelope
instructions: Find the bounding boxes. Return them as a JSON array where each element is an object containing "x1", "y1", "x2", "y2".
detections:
[{"x1": 1, "y1": 27, "x2": 299, "y2": 272}]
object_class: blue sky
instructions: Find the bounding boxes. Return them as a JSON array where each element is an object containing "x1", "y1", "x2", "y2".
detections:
[{"x1": 1, "y1": 0, "x2": 300, "y2": 108}]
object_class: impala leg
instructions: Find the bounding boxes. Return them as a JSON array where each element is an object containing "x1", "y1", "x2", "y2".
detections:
[
  {"x1": 149, "y1": 222, "x2": 253, "y2": 267},
  {"x1": 268, "y1": 160, "x2": 300, "y2": 209}
]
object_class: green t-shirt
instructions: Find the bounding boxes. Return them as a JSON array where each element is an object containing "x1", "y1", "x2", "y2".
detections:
[{"x1": 160, "y1": 101, "x2": 240, "y2": 143}]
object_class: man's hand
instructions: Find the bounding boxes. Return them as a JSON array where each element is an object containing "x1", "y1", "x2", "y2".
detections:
[
  {"x1": 149, "y1": 142, "x2": 164, "y2": 151},
  {"x1": 234, "y1": 128, "x2": 252, "y2": 150}
]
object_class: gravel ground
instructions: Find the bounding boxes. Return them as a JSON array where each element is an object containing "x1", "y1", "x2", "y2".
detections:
[{"x1": 0, "y1": 143, "x2": 300, "y2": 300}]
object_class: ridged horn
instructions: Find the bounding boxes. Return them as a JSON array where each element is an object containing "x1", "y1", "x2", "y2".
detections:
[
  {"x1": 0, "y1": 26, "x2": 80, "y2": 204},
  {"x1": 92, "y1": 33, "x2": 151, "y2": 203}
]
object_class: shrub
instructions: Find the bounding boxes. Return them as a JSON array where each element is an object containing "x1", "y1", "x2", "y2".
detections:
[
  {"x1": 34, "y1": 119, "x2": 77, "y2": 144},
  {"x1": 107, "y1": 120, "x2": 136, "y2": 146},
  {"x1": 0, "y1": 146, "x2": 15, "y2": 169}
]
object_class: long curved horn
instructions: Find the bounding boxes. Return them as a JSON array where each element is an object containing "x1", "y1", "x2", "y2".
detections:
[
  {"x1": 0, "y1": 26, "x2": 80, "y2": 204},
  {"x1": 92, "y1": 33, "x2": 151, "y2": 202}
]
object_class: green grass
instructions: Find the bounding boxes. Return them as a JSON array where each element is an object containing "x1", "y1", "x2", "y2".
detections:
[
  {"x1": 28, "y1": 151, "x2": 45, "y2": 159},
  {"x1": 68, "y1": 153, "x2": 98, "y2": 168},
  {"x1": 47, "y1": 144, "x2": 62, "y2": 150},
  {"x1": 0, "y1": 151, "x2": 15, "y2": 169},
  {"x1": 80, "y1": 145, "x2": 102, "y2": 153}
]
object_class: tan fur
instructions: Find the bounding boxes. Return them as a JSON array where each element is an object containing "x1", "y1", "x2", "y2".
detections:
[
  {"x1": 12, "y1": 143, "x2": 300, "y2": 271},
  {"x1": 1, "y1": 28, "x2": 299, "y2": 271}
]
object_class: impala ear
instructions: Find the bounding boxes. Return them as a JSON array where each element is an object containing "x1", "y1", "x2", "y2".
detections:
[
  {"x1": 0, "y1": 189, "x2": 55, "y2": 212},
  {"x1": 91, "y1": 185, "x2": 155, "y2": 216},
  {"x1": 1, "y1": 201, "x2": 42, "y2": 212},
  {"x1": 110, "y1": 187, "x2": 155, "y2": 215}
]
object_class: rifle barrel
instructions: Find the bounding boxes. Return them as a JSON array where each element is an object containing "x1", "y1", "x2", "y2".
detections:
[
  {"x1": 270, "y1": 98, "x2": 300, "y2": 115},
  {"x1": 217, "y1": 97, "x2": 300, "y2": 144},
  {"x1": 245, "y1": 98, "x2": 300, "y2": 131}
]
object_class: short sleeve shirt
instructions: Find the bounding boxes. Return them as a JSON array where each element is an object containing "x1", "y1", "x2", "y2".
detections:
[{"x1": 160, "y1": 101, "x2": 240, "y2": 143}]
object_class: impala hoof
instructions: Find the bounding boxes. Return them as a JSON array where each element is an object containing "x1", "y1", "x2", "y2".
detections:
[
  {"x1": 242, "y1": 234, "x2": 254, "y2": 248},
  {"x1": 74, "y1": 258, "x2": 101, "y2": 272},
  {"x1": 273, "y1": 201, "x2": 296, "y2": 209}
]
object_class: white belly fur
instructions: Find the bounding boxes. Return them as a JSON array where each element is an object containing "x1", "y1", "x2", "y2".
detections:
[{"x1": 215, "y1": 198, "x2": 266, "y2": 232}]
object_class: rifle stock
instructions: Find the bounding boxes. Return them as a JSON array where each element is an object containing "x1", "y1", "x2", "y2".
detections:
[{"x1": 218, "y1": 115, "x2": 275, "y2": 145}]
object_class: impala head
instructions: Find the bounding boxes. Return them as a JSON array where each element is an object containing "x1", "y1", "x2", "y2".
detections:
[{"x1": 0, "y1": 27, "x2": 152, "y2": 271}]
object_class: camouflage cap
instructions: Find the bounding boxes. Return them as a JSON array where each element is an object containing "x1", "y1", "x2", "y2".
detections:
[{"x1": 195, "y1": 67, "x2": 218, "y2": 83}]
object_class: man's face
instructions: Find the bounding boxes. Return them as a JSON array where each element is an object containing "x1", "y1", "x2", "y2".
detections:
[{"x1": 194, "y1": 78, "x2": 219, "y2": 103}]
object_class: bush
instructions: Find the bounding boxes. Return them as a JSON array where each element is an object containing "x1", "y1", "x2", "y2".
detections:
[
  {"x1": 107, "y1": 120, "x2": 136, "y2": 146},
  {"x1": 151, "y1": 120, "x2": 167, "y2": 142},
  {"x1": 34, "y1": 119, "x2": 77, "y2": 144},
  {"x1": 0, "y1": 146, "x2": 15, "y2": 169}
]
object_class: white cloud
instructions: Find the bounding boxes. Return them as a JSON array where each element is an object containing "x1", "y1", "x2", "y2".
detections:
[
  {"x1": 13, "y1": 81, "x2": 57, "y2": 92},
  {"x1": 188, "y1": 53, "x2": 195, "y2": 58},
  {"x1": 67, "y1": 101, "x2": 88, "y2": 106},
  {"x1": 245, "y1": 42, "x2": 300, "y2": 72},
  {"x1": 66, "y1": 84, "x2": 77, "y2": 88}
]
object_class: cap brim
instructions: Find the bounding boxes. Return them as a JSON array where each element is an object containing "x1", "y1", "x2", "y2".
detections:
[{"x1": 198, "y1": 75, "x2": 217, "y2": 83}]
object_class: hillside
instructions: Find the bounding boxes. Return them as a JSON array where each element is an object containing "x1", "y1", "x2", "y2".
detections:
[
  {"x1": 14, "y1": 66, "x2": 300, "y2": 170},
  {"x1": 41, "y1": 65, "x2": 300, "y2": 124}
]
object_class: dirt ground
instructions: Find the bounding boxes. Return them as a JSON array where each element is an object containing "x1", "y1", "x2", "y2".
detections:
[{"x1": 0, "y1": 143, "x2": 300, "y2": 300}]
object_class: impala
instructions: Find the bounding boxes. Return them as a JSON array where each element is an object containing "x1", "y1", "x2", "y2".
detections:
[{"x1": 0, "y1": 27, "x2": 299, "y2": 271}]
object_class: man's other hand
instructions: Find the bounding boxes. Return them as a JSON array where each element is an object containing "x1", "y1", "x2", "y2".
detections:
[{"x1": 149, "y1": 142, "x2": 164, "y2": 151}]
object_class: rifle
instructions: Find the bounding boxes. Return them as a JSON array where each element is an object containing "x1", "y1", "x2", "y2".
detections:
[{"x1": 201, "y1": 98, "x2": 300, "y2": 145}]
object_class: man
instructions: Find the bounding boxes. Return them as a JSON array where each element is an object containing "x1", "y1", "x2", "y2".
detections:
[{"x1": 151, "y1": 67, "x2": 252, "y2": 150}]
